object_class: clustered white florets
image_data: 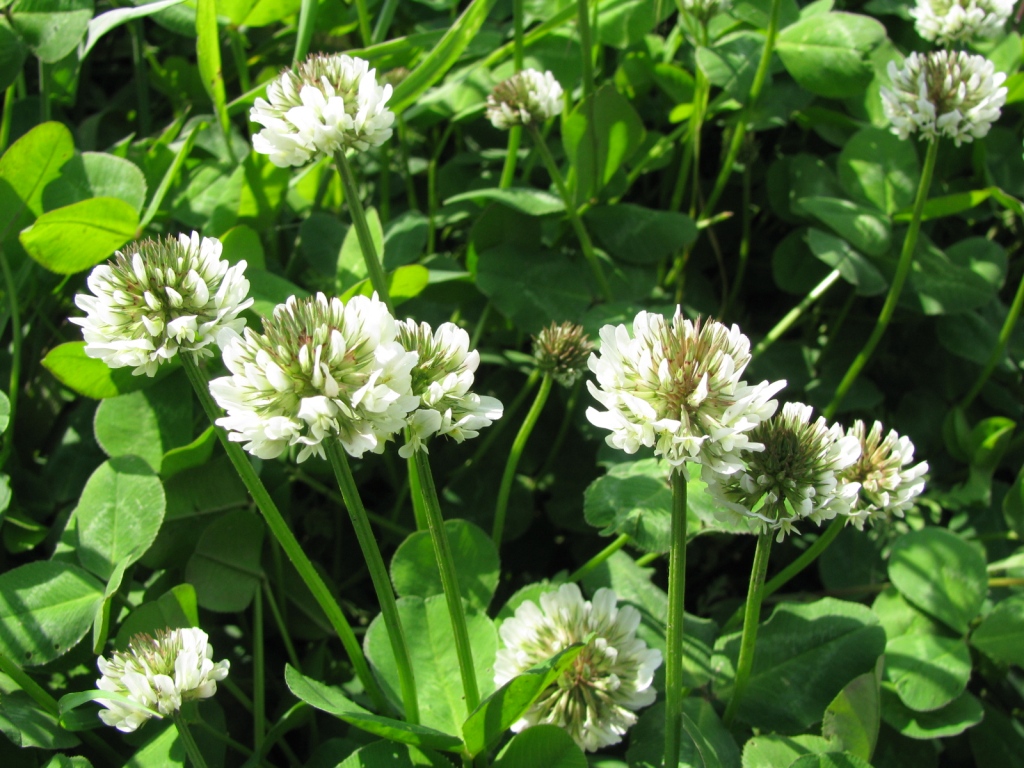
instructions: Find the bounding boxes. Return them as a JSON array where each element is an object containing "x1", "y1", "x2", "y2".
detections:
[
  {"x1": 841, "y1": 420, "x2": 929, "y2": 530},
  {"x1": 396, "y1": 320, "x2": 504, "y2": 458},
  {"x1": 704, "y1": 403, "x2": 863, "y2": 541},
  {"x1": 486, "y1": 69, "x2": 564, "y2": 130},
  {"x1": 586, "y1": 311, "x2": 785, "y2": 477},
  {"x1": 881, "y1": 50, "x2": 1007, "y2": 146},
  {"x1": 96, "y1": 628, "x2": 229, "y2": 733},
  {"x1": 495, "y1": 584, "x2": 662, "y2": 753},
  {"x1": 251, "y1": 53, "x2": 395, "y2": 167},
  {"x1": 71, "y1": 232, "x2": 252, "y2": 377},
  {"x1": 911, "y1": 0, "x2": 1013, "y2": 45}
]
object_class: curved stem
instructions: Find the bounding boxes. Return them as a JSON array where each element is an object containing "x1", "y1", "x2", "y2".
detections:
[
  {"x1": 960, "y1": 266, "x2": 1024, "y2": 409},
  {"x1": 0, "y1": 245, "x2": 22, "y2": 470},
  {"x1": 500, "y1": 127, "x2": 523, "y2": 189},
  {"x1": 526, "y1": 124, "x2": 613, "y2": 301},
  {"x1": 824, "y1": 138, "x2": 939, "y2": 419},
  {"x1": 171, "y1": 712, "x2": 209, "y2": 768},
  {"x1": 752, "y1": 269, "x2": 843, "y2": 359},
  {"x1": 723, "y1": 532, "x2": 773, "y2": 726},
  {"x1": 493, "y1": 373, "x2": 552, "y2": 546},
  {"x1": 179, "y1": 355, "x2": 388, "y2": 713},
  {"x1": 663, "y1": 471, "x2": 688, "y2": 768},
  {"x1": 567, "y1": 533, "x2": 630, "y2": 583},
  {"x1": 335, "y1": 151, "x2": 393, "y2": 311},
  {"x1": 325, "y1": 440, "x2": 420, "y2": 723},
  {"x1": 413, "y1": 450, "x2": 480, "y2": 712}
]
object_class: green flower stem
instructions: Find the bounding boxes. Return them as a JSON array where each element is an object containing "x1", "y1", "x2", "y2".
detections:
[
  {"x1": 227, "y1": 28, "x2": 251, "y2": 93},
  {"x1": 635, "y1": 551, "x2": 659, "y2": 567},
  {"x1": 537, "y1": 377, "x2": 583, "y2": 479},
  {"x1": 0, "y1": 245, "x2": 22, "y2": 470},
  {"x1": 576, "y1": 0, "x2": 595, "y2": 100},
  {"x1": 752, "y1": 268, "x2": 843, "y2": 359},
  {"x1": 372, "y1": 0, "x2": 401, "y2": 44},
  {"x1": 526, "y1": 124, "x2": 613, "y2": 302},
  {"x1": 353, "y1": 0, "x2": 372, "y2": 46},
  {"x1": 128, "y1": 21, "x2": 152, "y2": 136},
  {"x1": 193, "y1": 719, "x2": 256, "y2": 759},
  {"x1": 253, "y1": 588, "x2": 266, "y2": 749},
  {"x1": 493, "y1": 372, "x2": 553, "y2": 546},
  {"x1": 413, "y1": 450, "x2": 481, "y2": 711},
  {"x1": 0, "y1": 82, "x2": 15, "y2": 153},
  {"x1": 325, "y1": 439, "x2": 420, "y2": 724},
  {"x1": 262, "y1": 580, "x2": 302, "y2": 671},
  {"x1": 380, "y1": 142, "x2": 392, "y2": 225},
  {"x1": 172, "y1": 711, "x2": 209, "y2": 768},
  {"x1": 723, "y1": 532, "x2": 774, "y2": 726},
  {"x1": 334, "y1": 151, "x2": 393, "y2": 311},
  {"x1": 407, "y1": 434, "x2": 429, "y2": 531},
  {"x1": 664, "y1": 471, "x2": 689, "y2": 768},
  {"x1": 961, "y1": 267, "x2": 1024, "y2": 409},
  {"x1": 567, "y1": 533, "x2": 630, "y2": 582},
  {"x1": 702, "y1": 0, "x2": 782, "y2": 219},
  {"x1": 824, "y1": 138, "x2": 940, "y2": 420},
  {"x1": 498, "y1": 0, "x2": 525, "y2": 188},
  {"x1": 179, "y1": 355, "x2": 388, "y2": 714}
]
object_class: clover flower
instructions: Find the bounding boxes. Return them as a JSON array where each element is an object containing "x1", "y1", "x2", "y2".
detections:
[
  {"x1": 881, "y1": 50, "x2": 1007, "y2": 146},
  {"x1": 840, "y1": 421, "x2": 928, "y2": 530},
  {"x1": 251, "y1": 53, "x2": 395, "y2": 167},
  {"x1": 209, "y1": 293, "x2": 418, "y2": 462},
  {"x1": 678, "y1": 0, "x2": 732, "y2": 21},
  {"x1": 96, "y1": 628, "x2": 229, "y2": 733},
  {"x1": 704, "y1": 403, "x2": 862, "y2": 541},
  {"x1": 495, "y1": 584, "x2": 662, "y2": 753},
  {"x1": 395, "y1": 319, "x2": 503, "y2": 458},
  {"x1": 533, "y1": 321, "x2": 594, "y2": 387},
  {"x1": 911, "y1": 0, "x2": 1013, "y2": 45},
  {"x1": 586, "y1": 310, "x2": 785, "y2": 477},
  {"x1": 486, "y1": 68, "x2": 564, "y2": 130},
  {"x1": 71, "y1": 232, "x2": 252, "y2": 377}
]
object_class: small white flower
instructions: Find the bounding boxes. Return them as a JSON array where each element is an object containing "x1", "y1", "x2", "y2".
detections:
[
  {"x1": 881, "y1": 50, "x2": 1007, "y2": 146},
  {"x1": 486, "y1": 69, "x2": 564, "y2": 130},
  {"x1": 395, "y1": 320, "x2": 503, "y2": 458},
  {"x1": 586, "y1": 310, "x2": 786, "y2": 477},
  {"x1": 495, "y1": 584, "x2": 662, "y2": 752},
  {"x1": 71, "y1": 233, "x2": 252, "y2": 377},
  {"x1": 704, "y1": 403, "x2": 862, "y2": 541},
  {"x1": 911, "y1": 0, "x2": 1013, "y2": 45},
  {"x1": 96, "y1": 628, "x2": 229, "y2": 733},
  {"x1": 209, "y1": 293, "x2": 419, "y2": 462},
  {"x1": 840, "y1": 421, "x2": 928, "y2": 530},
  {"x1": 251, "y1": 53, "x2": 395, "y2": 167}
]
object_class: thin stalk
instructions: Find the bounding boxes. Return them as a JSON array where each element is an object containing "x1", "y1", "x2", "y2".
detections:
[
  {"x1": 663, "y1": 471, "x2": 689, "y2": 768},
  {"x1": 537, "y1": 377, "x2": 583, "y2": 480},
  {"x1": 253, "y1": 588, "x2": 265, "y2": 750},
  {"x1": 129, "y1": 21, "x2": 152, "y2": 136},
  {"x1": 635, "y1": 551, "x2": 659, "y2": 567},
  {"x1": 961, "y1": 267, "x2": 1024, "y2": 408},
  {"x1": 228, "y1": 28, "x2": 251, "y2": 93},
  {"x1": 398, "y1": 118, "x2": 420, "y2": 211},
  {"x1": 526, "y1": 124, "x2": 613, "y2": 301},
  {"x1": 335, "y1": 151, "x2": 393, "y2": 311},
  {"x1": 171, "y1": 712, "x2": 209, "y2": 768},
  {"x1": 567, "y1": 533, "x2": 630, "y2": 582},
  {"x1": 724, "y1": 153, "x2": 754, "y2": 318},
  {"x1": 687, "y1": 29, "x2": 710, "y2": 220},
  {"x1": 179, "y1": 355, "x2": 387, "y2": 713},
  {"x1": 493, "y1": 373, "x2": 553, "y2": 546},
  {"x1": 373, "y1": 0, "x2": 401, "y2": 44},
  {"x1": 0, "y1": 82, "x2": 14, "y2": 153},
  {"x1": 294, "y1": 0, "x2": 318, "y2": 65},
  {"x1": 380, "y1": 142, "x2": 391, "y2": 225},
  {"x1": 39, "y1": 60, "x2": 51, "y2": 122},
  {"x1": 723, "y1": 532, "x2": 773, "y2": 726},
  {"x1": 498, "y1": 0, "x2": 525, "y2": 187},
  {"x1": 469, "y1": 302, "x2": 491, "y2": 351},
  {"x1": 408, "y1": 446, "x2": 429, "y2": 530},
  {"x1": 576, "y1": 0, "x2": 595, "y2": 100},
  {"x1": 824, "y1": 138, "x2": 940, "y2": 419},
  {"x1": 193, "y1": 719, "x2": 256, "y2": 759},
  {"x1": 325, "y1": 440, "x2": 420, "y2": 724},
  {"x1": 752, "y1": 269, "x2": 843, "y2": 359},
  {"x1": 262, "y1": 581, "x2": 302, "y2": 671},
  {"x1": 354, "y1": 0, "x2": 372, "y2": 47},
  {"x1": 413, "y1": 450, "x2": 480, "y2": 711},
  {"x1": 0, "y1": 245, "x2": 22, "y2": 470}
]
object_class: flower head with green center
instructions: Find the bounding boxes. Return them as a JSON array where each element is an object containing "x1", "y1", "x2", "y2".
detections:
[
  {"x1": 840, "y1": 420, "x2": 928, "y2": 530},
  {"x1": 705, "y1": 402, "x2": 862, "y2": 541},
  {"x1": 533, "y1": 321, "x2": 594, "y2": 387},
  {"x1": 494, "y1": 584, "x2": 662, "y2": 752},
  {"x1": 96, "y1": 627, "x2": 229, "y2": 733},
  {"x1": 251, "y1": 53, "x2": 394, "y2": 167},
  {"x1": 71, "y1": 232, "x2": 252, "y2": 377},
  {"x1": 911, "y1": 0, "x2": 1013, "y2": 45},
  {"x1": 679, "y1": 0, "x2": 732, "y2": 21},
  {"x1": 586, "y1": 310, "x2": 785, "y2": 477},
  {"x1": 209, "y1": 293, "x2": 418, "y2": 462},
  {"x1": 395, "y1": 319, "x2": 503, "y2": 458},
  {"x1": 486, "y1": 68, "x2": 564, "y2": 130},
  {"x1": 881, "y1": 50, "x2": 1006, "y2": 146}
]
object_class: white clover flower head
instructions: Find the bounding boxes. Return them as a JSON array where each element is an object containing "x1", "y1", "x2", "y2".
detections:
[
  {"x1": 881, "y1": 50, "x2": 1007, "y2": 146},
  {"x1": 209, "y1": 293, "x2": 419, "y2": 462},
  {"x1": 95, "y1": 627, "x2": 229, "y2": 733},
  {"x1": 911, "y1": 0, "x2": 1013, "y2": 45},
  {"x1": 533, "y1": 321, "x2": 594, "y2": 388},
  {"x1": 71, "y1": 232, "x2": 252, "y2": 377},
  {"x1": 679, "y1": 0, "x2": 732, "y2": 21},
  {"x1": 586, "y1": 310, "x2": 786, "y2": 477},
  {"x1": 395, "y1": 319, "x2": 503, "y2": 458},
  {"x1": 250, "y1": 53, "x2": 395, "y2": 167},
  {"x1": 495, "y1": 584, "x2": 662, "y2": 752},
  {"x1": 704, "y1": 403, "x2": 862, "y2": 541},
  {"x1": 840, "y1": 420, "x2": 928, "y2": 530},
  {"x1": 486, "y1": 68, "x2": 564, "y2": 130}
]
